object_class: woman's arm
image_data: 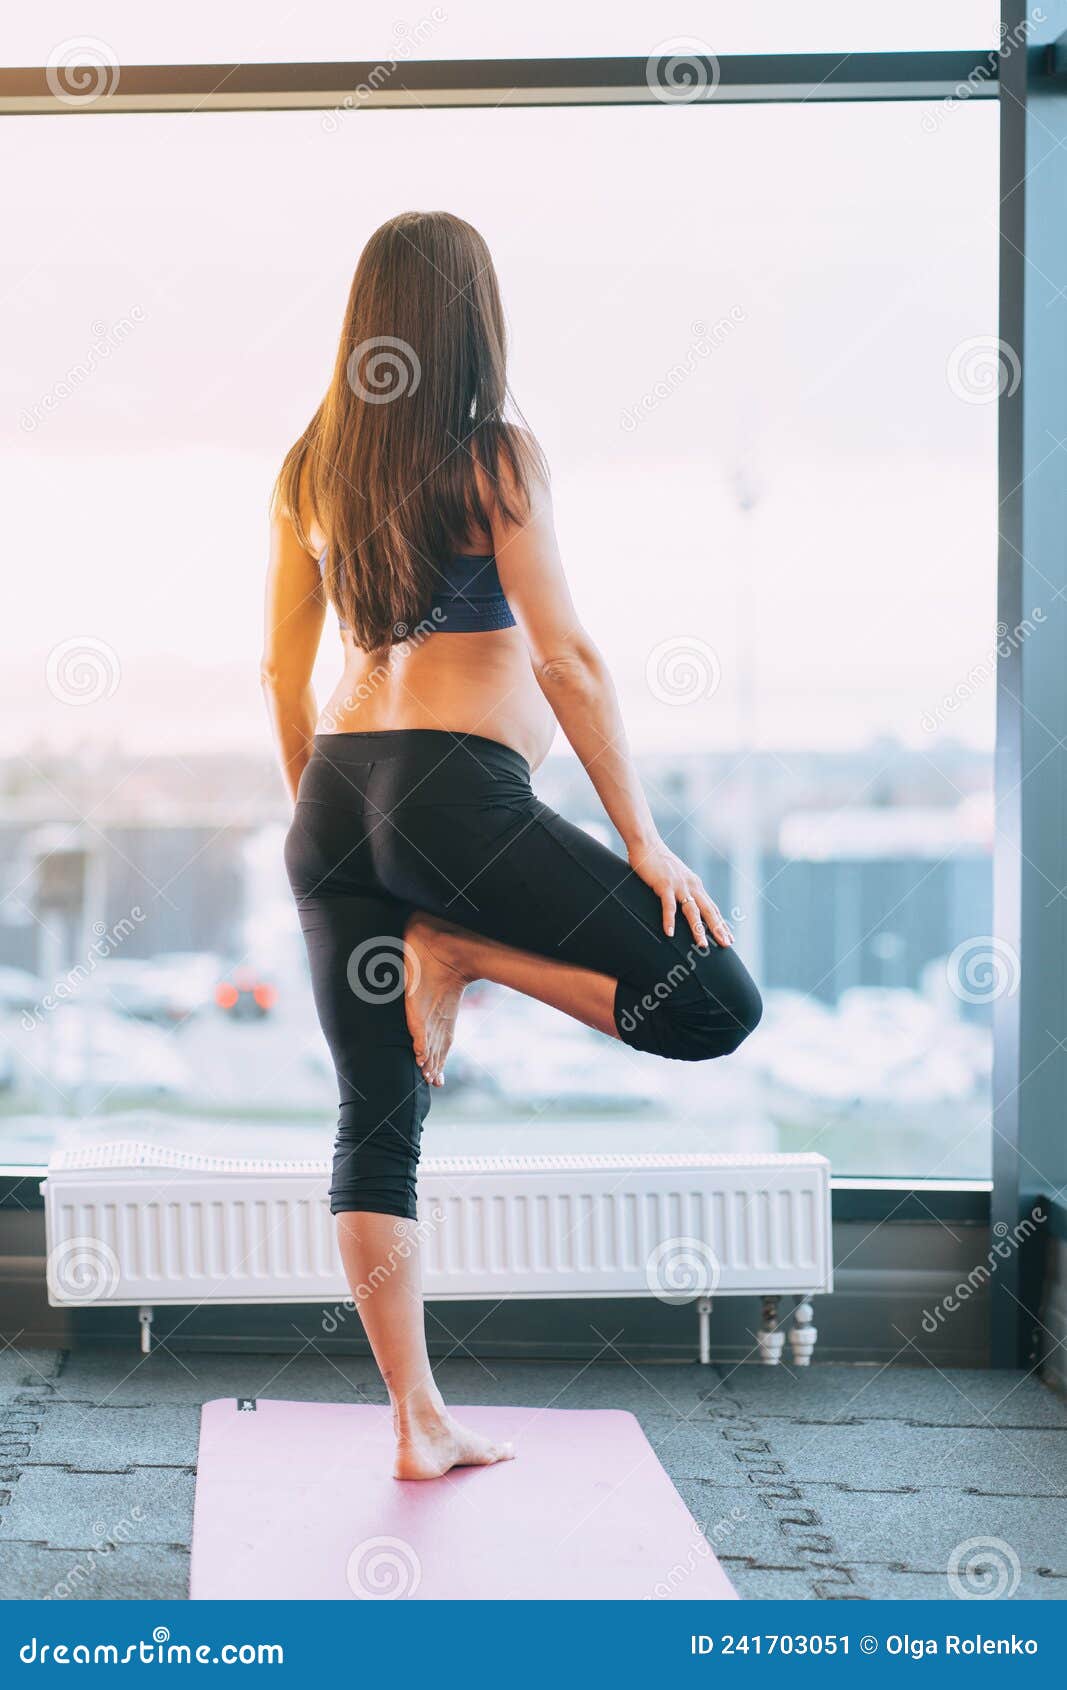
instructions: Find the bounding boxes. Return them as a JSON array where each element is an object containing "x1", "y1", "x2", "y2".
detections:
[
  {"x1": 260, "y1": 503, "x2": 327, "y2": 803},
  {"x1": 491, "y1": 455, "x2": 731, "y2": 950}
]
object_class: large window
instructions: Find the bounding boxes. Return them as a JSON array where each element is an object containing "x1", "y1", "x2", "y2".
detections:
[{"x1": 0, "y1": 92, "x2": 998, "y2": 1176}]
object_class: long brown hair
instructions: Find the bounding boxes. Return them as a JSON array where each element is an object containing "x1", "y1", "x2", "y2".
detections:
[{"x1": 275, "y1": 211, "x2": 543, "y2": 650}]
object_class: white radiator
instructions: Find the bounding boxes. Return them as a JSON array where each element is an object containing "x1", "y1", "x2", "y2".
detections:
[{"x1": 42, "y1": 1143, "x2": 832, "y2": 1362}]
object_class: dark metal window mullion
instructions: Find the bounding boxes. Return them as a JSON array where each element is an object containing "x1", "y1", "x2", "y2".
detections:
[{"x1": 0, "y1": 52, "x2": 1000, "y2": 115}]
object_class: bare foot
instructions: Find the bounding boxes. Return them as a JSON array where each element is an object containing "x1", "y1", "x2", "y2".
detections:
[
  {"x1": 394, "y1": 1412, "x2": 516, "y2": 1481},
  {"x1": 404, "y1": 914, "x2": 478, "y2": 1086}
]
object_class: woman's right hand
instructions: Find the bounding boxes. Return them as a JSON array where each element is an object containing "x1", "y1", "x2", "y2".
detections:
[{"x1": 627, "y1": 837, "x2": 733, "y2": 950}]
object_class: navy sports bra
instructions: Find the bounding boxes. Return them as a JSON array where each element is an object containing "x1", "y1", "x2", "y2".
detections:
[{"x1": 318, "y1": 549, "x2": 515, "y2": 636}]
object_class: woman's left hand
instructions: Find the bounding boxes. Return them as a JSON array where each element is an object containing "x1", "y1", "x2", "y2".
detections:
[{"x1": 627, "y1": 838, "x2": 733, "y2": 949}]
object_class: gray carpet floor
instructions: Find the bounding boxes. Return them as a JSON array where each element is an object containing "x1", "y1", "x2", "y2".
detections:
[{"x1": 2, "y1": 1345, "x2": 1065, "y2": 1601}]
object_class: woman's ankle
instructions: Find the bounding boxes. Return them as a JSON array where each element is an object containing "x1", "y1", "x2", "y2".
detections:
[
  {"x1": 392, "y1": 1382, "x2": 448, "y2": 1433},
  {"x1": 406, "y1": 912, "x2": 485, "y2": 985}
]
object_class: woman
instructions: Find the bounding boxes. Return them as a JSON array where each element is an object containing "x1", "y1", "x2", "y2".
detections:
[{"x1": 263, "y1": 211, "x2": 762, "y2": 1481}]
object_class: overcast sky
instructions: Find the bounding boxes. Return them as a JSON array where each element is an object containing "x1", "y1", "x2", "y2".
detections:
[{"x1": 1, "y1": 5, "x2": 1001, "y2": 757}]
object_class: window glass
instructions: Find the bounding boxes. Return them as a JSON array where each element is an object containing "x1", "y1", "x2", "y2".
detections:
[
  {"x1": 0, "y1": 99, "x2": 998, "y2": 1175},
  {"x1": 6, "y1": 0, "x2": 1000, "y2": 67}
]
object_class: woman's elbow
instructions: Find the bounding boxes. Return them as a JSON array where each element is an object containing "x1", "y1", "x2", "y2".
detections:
[
  {"x1": 535, "y1": 637, "x2": 603, "y2": 693},
  {"x1": 259, "y1": 657, "x2": 304, "y2": 698}
]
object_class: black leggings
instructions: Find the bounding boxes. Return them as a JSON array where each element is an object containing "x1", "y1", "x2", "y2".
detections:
[{"x1": 285, "y1": 730, "x2": 762, "y2": 1220}]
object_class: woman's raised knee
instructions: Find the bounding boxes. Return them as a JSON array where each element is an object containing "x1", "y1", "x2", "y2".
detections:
[
  {"x1": 663, "y1": 970, "x2": 763, "y2": 1060},
  {"x1": 615, "y1": 951, "x2": 762, "y2": 1061}
]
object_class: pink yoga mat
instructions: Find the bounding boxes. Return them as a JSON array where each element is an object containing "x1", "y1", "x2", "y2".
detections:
[{"x1": 190, "y1": 1399, "x2": 737, "y2": 1600}]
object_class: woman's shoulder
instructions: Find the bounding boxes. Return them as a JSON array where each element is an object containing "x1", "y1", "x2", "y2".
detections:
[
  {"x1": 476, "y1": 425, "x2": 549, "y2": 513},
  {"x1": 504, "y1": 423, "x2": 547, "y2": 474},
  {"x1": 272, "y1": 457, "x2": 323, "y2": 556}
]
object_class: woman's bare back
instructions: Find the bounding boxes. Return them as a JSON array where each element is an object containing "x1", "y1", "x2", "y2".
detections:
[{"x1": 307, "y1": 515, "x2": 557, "y2": 771}]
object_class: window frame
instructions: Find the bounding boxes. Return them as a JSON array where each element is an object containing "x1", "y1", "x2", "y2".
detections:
[
  {"x1": 0, "y1": 42, "x2": 1031, "y2": 1261},
  {"x1": 0, "y1": 52, "x2": 1001, "y2": 111}
]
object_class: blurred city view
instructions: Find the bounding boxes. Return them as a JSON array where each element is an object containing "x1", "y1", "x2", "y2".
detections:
[
  {"x1": 0, "y1": 95, "x2": 1000, "y2": 1178},
  {"x1": 0, "y1": 733, "x2": 993, "y2": 1176}
]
